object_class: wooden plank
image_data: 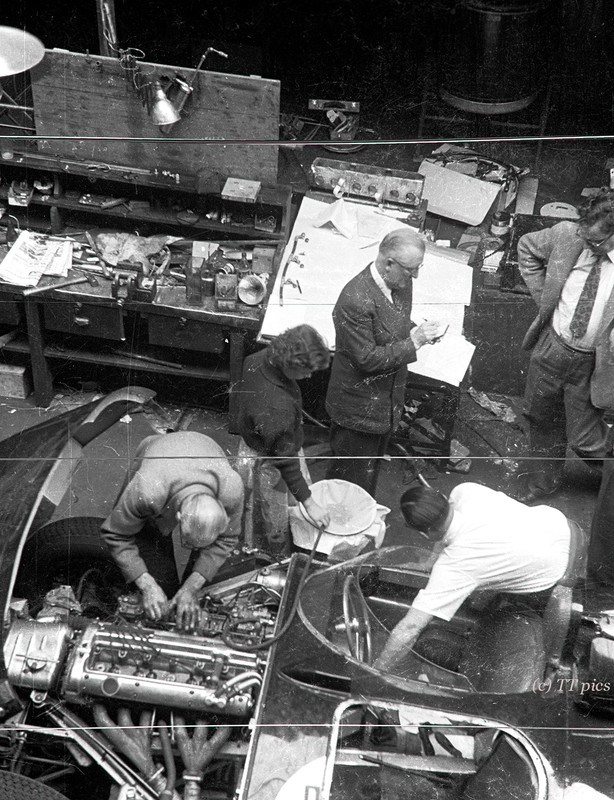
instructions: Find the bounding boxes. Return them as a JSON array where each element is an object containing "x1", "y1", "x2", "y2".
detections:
[{"x1": 29, "y1": 50, "x2": 280, "y2": 183}]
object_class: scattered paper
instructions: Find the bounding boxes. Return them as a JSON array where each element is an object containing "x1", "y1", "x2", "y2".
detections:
[
  {"x1": 313, "y1": 198, "x2": 357, "y2": 239},
  {"x1": 0, "y1": 231, "x2": 72, "y2": 287},
  {"x1": 260, "y1": 195, "x2": 475, "y2": 390},
  {"x1": 408, "y1": 334, "x2": 476, "y2": 387},
  {"x1": 419, "y1": 159, "x2": 501, "y2": 225}
]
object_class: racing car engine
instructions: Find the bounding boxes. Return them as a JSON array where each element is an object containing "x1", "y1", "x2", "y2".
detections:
[{"x1": 4, "y1": 589, "x2": 274, "y2": 719}]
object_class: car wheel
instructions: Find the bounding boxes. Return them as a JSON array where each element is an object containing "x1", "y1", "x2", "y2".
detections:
[
  {"x1": 15, "y1": 517, "x2": 179, "y2": 616},
  {"x1": 15, "y1": 517, "x2": 126, "y2": 614},
  {"x1": 0, "y1": 771, "x2": 70, "y2": 799}
]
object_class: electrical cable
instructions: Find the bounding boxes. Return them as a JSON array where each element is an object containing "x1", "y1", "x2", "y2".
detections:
[{"x1": 222, "y1": 527, "x2": 325, "y2": 652}]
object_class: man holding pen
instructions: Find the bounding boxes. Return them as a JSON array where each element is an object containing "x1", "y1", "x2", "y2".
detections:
[{"x1": 325, "y1": 228, "x2": 444, "y2": 496}]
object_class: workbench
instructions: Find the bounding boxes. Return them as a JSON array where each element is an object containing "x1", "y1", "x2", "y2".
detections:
[
  {"x1": 0, "y1": 271, "x2": 267, "y2": 427},
  {"x1": 0, "y1": 145, "x2": 292, "y2": 421}
]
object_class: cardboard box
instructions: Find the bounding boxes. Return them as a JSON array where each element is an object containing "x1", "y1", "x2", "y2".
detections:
[{"x1": 0, "y1": 364, "x2": 32, "y2": 399}]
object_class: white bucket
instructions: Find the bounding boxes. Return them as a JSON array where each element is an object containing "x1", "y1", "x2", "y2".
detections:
[{"x1": 290, "y1": 479, "x2": 390, "y2": 560}]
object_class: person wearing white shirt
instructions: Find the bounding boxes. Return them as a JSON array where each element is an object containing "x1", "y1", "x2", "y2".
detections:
[
  {"x1": 515, "y1": 190, "x2": 614, "y2": 504},
  {"x1": 375, "y1": 482, "x2": 573, "y2": 673}
]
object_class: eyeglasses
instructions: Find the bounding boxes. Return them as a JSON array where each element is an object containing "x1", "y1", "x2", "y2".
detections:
[
  {"x1": 390, "y1": 257, "x2": 423, "y2": 275},
  {"x1": 578, "y1": 228, "x2": 613, "y2": 248}
]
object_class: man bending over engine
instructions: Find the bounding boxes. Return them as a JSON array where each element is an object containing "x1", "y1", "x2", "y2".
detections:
[
  {"x1": 374, "y1": 482, "x2": 575, "y2": 673},
  {"x1": 101, "y1": 431, "x2": 244, "y2": 629}
]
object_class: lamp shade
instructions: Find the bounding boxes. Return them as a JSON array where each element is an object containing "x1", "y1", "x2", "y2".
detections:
[
  {"x1": 150, "y1": 81, "x2": 181, "y2": 126},
  {"x1": 0, "y1": 27, "x2": 45, "y2": 77}
]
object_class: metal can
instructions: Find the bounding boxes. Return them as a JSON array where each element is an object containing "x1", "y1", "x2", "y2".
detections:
[{"x1": 490, "y1": 211, "x2": 511, "y2": 237}]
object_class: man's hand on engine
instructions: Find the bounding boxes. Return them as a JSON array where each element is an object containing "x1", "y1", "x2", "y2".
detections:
[
  {"x1": 134, "y1": 573, "x2": 169, "y2": 621},
  {"x1": 170, "y1": 571, "x2": 206, "y2": 630}
]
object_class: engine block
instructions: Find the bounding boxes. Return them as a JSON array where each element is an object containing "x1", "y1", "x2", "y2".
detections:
[{"x1": 62, "y1": 622, "x2": 263, "y2": 717}]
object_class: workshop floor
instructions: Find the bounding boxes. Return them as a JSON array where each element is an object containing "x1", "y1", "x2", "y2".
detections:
[{"x1": 1, "y1": 136, "x2": 613, "y2": 608}]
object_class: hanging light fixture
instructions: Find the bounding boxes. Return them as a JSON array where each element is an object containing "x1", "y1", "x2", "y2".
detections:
[{"x1": 0, "y1": 26, "x2": 44, "y2": 78}]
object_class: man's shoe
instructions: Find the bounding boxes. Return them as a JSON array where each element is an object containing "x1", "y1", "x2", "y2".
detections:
[{"x1": 513, "y1": 487, "x2": 558, "y2": 505}]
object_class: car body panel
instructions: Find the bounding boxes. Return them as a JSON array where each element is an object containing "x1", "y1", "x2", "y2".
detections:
[
  {"x1": 242, "y1": 551, "x2": 614, "y2": 800},
  {"x1": 0, "y1": 388, "x2": 155, "y2": 714}
]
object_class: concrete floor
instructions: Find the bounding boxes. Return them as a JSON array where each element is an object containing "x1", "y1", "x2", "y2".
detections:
[{"x1": 1, "y1": 384, "x2": 611, "y2": 608}]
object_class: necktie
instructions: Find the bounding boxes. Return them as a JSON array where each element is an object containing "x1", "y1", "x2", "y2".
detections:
[{"x1": 569, "y1": 258, "x2": 602, "y2": 339}]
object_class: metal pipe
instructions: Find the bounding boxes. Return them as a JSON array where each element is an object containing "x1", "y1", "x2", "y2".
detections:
[
  {"x1": 174, "y1": 717, "x2": 232, "y2": 800},
  {"x1": 23, "y1": 276, "x2": 88, "y2": 296},
  {"x1": 45, "y1": 706, "x2": 155, "y2": 796},
  {"x1": 0, "y1": 103, "x2": 35, "y2": 112},
  {"x1": 215, "y1": 670, "x2": 262, "y2": 697},
  {"x1": 92, "y1": 706, "x2": 181, "y2": 800},
  {"x1": 157, "y1": 723, "x2": 176, "y2": 800}
]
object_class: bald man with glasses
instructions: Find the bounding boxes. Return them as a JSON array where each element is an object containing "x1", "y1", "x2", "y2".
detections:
[
  {"x1": 325, "y1": 228, "x2": 444, "y2": 496},
  {"x1": 515, "y1": 189, "x2": 614, "y2": 504}
]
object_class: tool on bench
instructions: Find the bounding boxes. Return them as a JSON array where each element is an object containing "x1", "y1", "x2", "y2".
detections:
[
  {"x1": 74, "y1": 268, "x2": 100, "y2": 287},
  {"x1": 279, "y1": 232, "x2": 308, "y2": 307},
  {"x1": 111, "y1": 271, "x2": 157, "y2": 302},
  {"x1": 23, "y1": 276, "x2": 88, "y2": 296},
  {"x1": 110, "y1": 349, "x2": 184, "y2": 370},
  {"x1": 85, "y1": 231, "x2": 114, "y2": 279}
]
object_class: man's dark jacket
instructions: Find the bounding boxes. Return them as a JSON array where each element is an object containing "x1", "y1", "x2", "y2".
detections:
[{"x1": 326, "y1": 265, "x2": 417, "y2": 434}]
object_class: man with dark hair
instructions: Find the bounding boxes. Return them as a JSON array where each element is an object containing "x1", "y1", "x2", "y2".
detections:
[
  {"x1": 101, "y1": 431, "x2": 244, "y2": 629},
  {"x1": 515, "y1": 190, "x2": 614, "y2": 504},
  {"x1": 375, "y1": 482, "x2": 574, "y2": 672},
  {"x1": 325, "y1": 228, "x2": 444, "y2": 496}
]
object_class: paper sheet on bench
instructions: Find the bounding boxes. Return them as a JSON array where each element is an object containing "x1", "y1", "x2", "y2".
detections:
[
  {"x1": 260, "y1": 196, "x2": 474, "y2": 385},
  {"x1": 0, "y1": 231, "x2": 72, "y2": 286},
  {"x1": 419, "y1": 159, "x2": 501, "y2": 226},
  {"x1": 407, "y1": 333, "x2": 476, "y2": 386}
]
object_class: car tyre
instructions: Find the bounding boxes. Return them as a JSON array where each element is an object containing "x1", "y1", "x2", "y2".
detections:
[
  {"x1": 0, "y1": 771, "x2": 70, "y2": 799},
  {"x1": 15, "y1": 517, "x2": 177, "y2": 611}
]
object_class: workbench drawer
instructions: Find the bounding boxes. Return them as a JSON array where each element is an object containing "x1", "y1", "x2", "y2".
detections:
[
  {"x1": 43, "y1": 300, "x2": 125, "y2": 340},
  {"x1": 147, "y1": 315, "x2": 227, "y2": 354}
]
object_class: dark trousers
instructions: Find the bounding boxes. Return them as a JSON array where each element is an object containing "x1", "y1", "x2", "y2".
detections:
[
  {"x1": 522, "y1": 326, "x2": 608, "y2": 494},
  {"x1": 327, "y1": 422, "x2": 390, "y2": 497},
  {"x1": 588, "y1": 454, "x2": 614, "y2": 584}
]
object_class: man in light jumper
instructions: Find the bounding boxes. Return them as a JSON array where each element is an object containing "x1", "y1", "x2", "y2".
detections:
[{"x1": 101, "y1": 431, "x2": 244, "y2": 629}]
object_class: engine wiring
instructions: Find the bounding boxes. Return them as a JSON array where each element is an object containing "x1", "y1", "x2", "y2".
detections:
[{"x1": 221, "y1": 527, "x2": 325, "y2": 652}]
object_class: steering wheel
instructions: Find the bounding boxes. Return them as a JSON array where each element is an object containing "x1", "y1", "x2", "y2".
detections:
[{"x1": 342, "y1": 574, "x2": 373, "y2": 663}]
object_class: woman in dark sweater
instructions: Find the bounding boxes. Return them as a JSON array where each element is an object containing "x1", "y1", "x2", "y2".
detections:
[{"x1": 236, "y1": 324, "x2": 331, "y2": 553}]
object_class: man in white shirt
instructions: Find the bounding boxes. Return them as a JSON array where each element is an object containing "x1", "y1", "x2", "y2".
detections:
[
  {"x1": 375, "y1": 482, "x2": 572, "y2": 673},
  {"x1": 515, "y1": 190, "x2": 614, "y2": 504}
]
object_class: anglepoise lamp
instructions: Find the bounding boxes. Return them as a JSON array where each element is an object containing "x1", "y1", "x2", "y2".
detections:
[{"x1": 150, "y1": 80, "x2": 181, "y2": 126}]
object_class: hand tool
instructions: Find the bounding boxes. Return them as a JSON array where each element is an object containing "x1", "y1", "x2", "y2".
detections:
[
  {"x1": 23, "y1": 276, "x2": 88, "y2": 296},
  {"x1": 74, "y1": 269, "x2": 100, "y2": 287},
  {"x1": 279, "y1": 232, "x2": 308, "y2": 307},
  {"x1": 110, "y1": 349, "x2": 184, "y2": 370},
  {"x1": 85, "y1": 231, "x2": 114, "y2": 279}
]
